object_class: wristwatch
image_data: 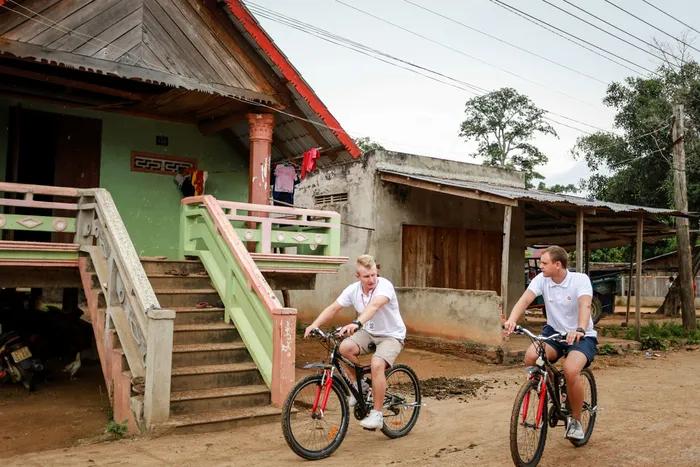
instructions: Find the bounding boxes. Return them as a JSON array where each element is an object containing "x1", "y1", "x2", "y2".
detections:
[
  {"x1": 352, "y1": 319, "x2": 363, "y2": 329},
  {"x1": 576, "y1": 327, "x2": 586, "y2": 334}
]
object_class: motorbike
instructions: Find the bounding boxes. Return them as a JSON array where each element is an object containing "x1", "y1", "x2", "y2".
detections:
[{"x1": 0, "y1": 330, "x2": 44, "y2": 391}]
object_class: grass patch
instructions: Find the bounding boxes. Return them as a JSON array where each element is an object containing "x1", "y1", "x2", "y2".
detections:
[
  {"x1": 621, "y1": 321, "x2": 700, "y2": 349},
  {"x1": 597, "y1": 343, "x2": 619, "y2": 355}
]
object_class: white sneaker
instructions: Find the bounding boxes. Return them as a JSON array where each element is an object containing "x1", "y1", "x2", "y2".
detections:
[
  {"x1": 359, "y1": 409, "x2": 384, "y2": 430},
  {"x1": 565, "y1": 417, "x2": 585, "y2": 440},
  {"x1": 348, "y1": 379, "x2": 370, "y2": 407}
]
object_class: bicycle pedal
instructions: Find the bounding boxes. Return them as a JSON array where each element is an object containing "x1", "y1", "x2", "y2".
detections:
[{"x1": 362, "y1": 427, "x2": 377, "y2": 431}]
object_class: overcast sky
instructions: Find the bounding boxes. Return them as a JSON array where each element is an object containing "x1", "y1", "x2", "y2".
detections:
[{"x1": 246, "y1": 0, "x2": 700, "y2": 187}]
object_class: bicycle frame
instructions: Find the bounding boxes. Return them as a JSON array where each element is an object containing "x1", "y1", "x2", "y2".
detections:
[
  {"x1": 303, "y1": 329, "x2": 374, "y2": 418},
  {"x1": 516, "y1": 327, "x2": 571, "y2": 428}
]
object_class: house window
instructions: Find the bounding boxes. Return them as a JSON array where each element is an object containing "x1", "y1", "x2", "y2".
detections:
[
  {"x1": 131, "y1": 152, "x2": 196, "y2": 175},
  {"x1": 314, "y1": 192, "x2": 349, "y2": 205}
]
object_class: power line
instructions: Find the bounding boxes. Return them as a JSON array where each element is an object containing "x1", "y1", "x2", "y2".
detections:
[
  {"x1": 545, "y1": 0, "x2": 680, "y2": 63},
  {"x1": 401, "y1": 0, "x2": 608, "y2": 85},
  {"x1": 603, "y1": 0, "x2": 700, "y2": 55},
  {"x1": 333, "y1": 0, "x2": 600, "y2": 108},
  {"x1": 640, "y1": 0, "x2": 700, "y2": 37},
  {"x1": 489, "y1": 0, "x2": 657, "y2": 75},
  {"x1": 247, "y1": 1, "x2": 613, "y2": 134}
]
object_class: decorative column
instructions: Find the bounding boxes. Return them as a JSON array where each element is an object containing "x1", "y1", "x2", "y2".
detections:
[{"x1": 247, "y1": 113, "x2": 275, "y2": 208}]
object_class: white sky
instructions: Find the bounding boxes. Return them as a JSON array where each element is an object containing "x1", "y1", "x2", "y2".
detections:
[{"x1": 247, "y1": 0, "x2": 700, "y2": 187}]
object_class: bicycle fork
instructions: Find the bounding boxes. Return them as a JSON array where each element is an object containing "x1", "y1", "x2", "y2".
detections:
[
  {"x1": 312, "y1": 369, "x2": 335, "y2": 418},
  {"x1": 522, "y1": 376, "x2": 547, "y2": 429}
]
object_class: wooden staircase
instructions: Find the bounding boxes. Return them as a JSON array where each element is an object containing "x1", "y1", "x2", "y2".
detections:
[{"x1": 140, "y1": 258, "x2": 281, "y2": 434}]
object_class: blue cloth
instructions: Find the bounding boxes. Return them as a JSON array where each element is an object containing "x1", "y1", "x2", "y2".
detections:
[{"x1": 541, "y1": 324, "x2": 598, "y2": 367}]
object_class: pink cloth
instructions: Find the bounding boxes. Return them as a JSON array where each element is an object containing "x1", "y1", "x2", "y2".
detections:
[
  {"x1": 301, "y1": 148, "x2": 320, "y2": 179},
  {"x1": 274, "y1": 164, "x2": 297, "y2": 193}
]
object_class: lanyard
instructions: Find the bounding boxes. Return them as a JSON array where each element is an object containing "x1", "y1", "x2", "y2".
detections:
[{"x1": 360, "y1": 281, "x2": 378, "y2": 307}]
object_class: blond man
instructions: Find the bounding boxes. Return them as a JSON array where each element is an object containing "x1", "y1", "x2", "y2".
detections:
[{"x1": 305, "y1": 254, "x2": 406, "y2": 430}]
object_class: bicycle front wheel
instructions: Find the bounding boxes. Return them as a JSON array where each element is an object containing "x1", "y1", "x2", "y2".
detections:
[
  {"x1": 569, "y1": 368, "x2": 597, "y2": 447},
  {"x1": 510, "y1": 378, "x2": 548, "y2": 467},
  {"x1": 381, "y1": 364, "x2": 421, "y2": 439},
  {"x1": 281, "y1": 374, "x2": 349, "y2": 460}
]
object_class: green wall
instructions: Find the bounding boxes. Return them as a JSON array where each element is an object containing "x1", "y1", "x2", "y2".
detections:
[{"x1": 0, "y1": 98, "x2": 249, "y2": 258}]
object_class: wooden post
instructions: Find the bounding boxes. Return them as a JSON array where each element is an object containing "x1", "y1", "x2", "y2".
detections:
[
  {"x1": 584, "y1": 229, "x2": 591, "y2": 274},
  {"x1": 247, "y1": 113, "x2": 274, "y2": 210},
  {"x1": 672, "y1": 103, "x2": 697, "y2": 330},
  {"x1": 635, "y1": 215, "x2": 644, "y2": 341},
  {"x1": 576, "y1": 208, "x2": 584, "y2": 272},
  {"x1": 501, "y1": 206, "x2": 513, "y2": 317},
  {"x1": 626, "y1": 243, "x2": 634, "y2": 326}
]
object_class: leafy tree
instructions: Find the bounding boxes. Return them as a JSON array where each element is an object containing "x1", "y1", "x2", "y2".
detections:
[
  {"x1": 459, "y1": 87, "x2": 558, "y2": 187},
  {"x1": 353, "y1": 137, "x2": 384, "y2": 153},
  {"x1": 536, "y1": 182, "x2": 579, "y2": 194}
]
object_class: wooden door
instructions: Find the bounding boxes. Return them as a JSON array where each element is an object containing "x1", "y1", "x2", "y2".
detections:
[{"x1": 402, "y1": 225, "x2": 502, "y2": 292}]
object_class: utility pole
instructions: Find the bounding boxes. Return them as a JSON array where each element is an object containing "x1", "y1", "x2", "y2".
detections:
[{"x1": 672, "y1": 103, "x2": 697, "y2": 330}]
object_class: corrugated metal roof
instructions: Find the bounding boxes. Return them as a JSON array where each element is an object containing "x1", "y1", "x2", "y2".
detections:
[{"x1": 379, "y1": 169, "x2": 693, "y2": 217}]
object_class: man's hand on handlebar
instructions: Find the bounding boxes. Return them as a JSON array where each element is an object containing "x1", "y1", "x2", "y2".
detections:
[
  {"x1": 304, "y1": 325, "x2": 318, "y2": 339},
  {"x1": 503, "y1": 319, "x2": 518, "y2": 334},
  {"x1": 338, "y1": 322, "x2": 360, "y2": 337},
  {"x1": 566, "y1": 330, "x2": 585, "y2": 346}
]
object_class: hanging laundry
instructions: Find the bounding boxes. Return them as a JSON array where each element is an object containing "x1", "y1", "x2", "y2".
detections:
[
  {"x1": 175, "y1": 167, "x2": 208, "y2": 197},
  {"x1": 301, "y1": 148, "x2": 320, "y2": 179},
  {"x1": 274, "y1": 163, "x2": 298, "y2": 193}
]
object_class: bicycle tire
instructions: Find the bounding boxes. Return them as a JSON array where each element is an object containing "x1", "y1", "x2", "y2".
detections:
[
  {"x1": 569, "y1": 368, "x2": 597, "y2": 447},
  {"x1": 281, "y1": 374, "x2": 349, "y2": 460},
  {"x1": 510, "y1": 378, "x2": 548, "y2": 467},
  {"x1": 381, "y1": 364, "x2": 421, "y2": 439}
]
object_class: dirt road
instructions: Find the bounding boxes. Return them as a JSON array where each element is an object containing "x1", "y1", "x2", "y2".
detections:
[{"x1": 7, "y1": 350, "x2": 700, "y2": 467}]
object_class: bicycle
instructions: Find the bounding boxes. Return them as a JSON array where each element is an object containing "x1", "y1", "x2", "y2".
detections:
[
  {"x1": 281, "y1": 328, "x2": 422, "y2": 460},
  {"x1": 508, "y1": 325, "x2": 598, "y2": 467}
]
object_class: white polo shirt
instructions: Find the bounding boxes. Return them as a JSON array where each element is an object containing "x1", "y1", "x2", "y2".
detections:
[
  {"x1": 527, "y1": 271, "x2": 597, "y2": 338},
  {"x1": 336, "y1": 277, "x2": 406, "y2": 340}
]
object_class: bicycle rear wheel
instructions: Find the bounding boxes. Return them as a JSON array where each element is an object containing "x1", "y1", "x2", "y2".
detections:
[
  {"x1": 569, "y1": 368, "x2": 597, "y2": 447},
  {"x1": 510, "y1": 378, "x2": 548, "y2": 467},
  {"x1": 281, "y1": 374, "x2": 349, "y2": 460},
  {"x1": 381, "y1": 364, "x2": 421, "y2": 439}
]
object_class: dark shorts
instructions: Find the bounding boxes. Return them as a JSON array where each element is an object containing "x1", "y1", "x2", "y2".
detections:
[{"x1": 542, "y1": 324, "x2": 598, "y2": 367}]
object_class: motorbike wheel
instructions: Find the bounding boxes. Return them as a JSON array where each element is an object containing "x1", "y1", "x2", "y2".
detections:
[
  {"x1": 591, "y1": 296, "x2": 604, "y2": 325},
  {"x1": 10, "y1": 363, "x2": 35, "y2": 392}
]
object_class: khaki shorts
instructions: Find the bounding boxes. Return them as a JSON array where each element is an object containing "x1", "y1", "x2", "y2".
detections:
[{"x1": 349, "y1": 329, "x2": 404, "y2": 367}]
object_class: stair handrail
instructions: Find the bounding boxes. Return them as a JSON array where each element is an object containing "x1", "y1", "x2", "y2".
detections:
[
  {"x1": 180, "y1": 195, "x2": 296, "y2": 406},
  {"x1": 77, "y1": 188, "x2": 175, "y2": 428}
]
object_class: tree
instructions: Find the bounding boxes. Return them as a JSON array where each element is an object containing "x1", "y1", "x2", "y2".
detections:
[
  {"x1": 353, "y1": 137, "x2": 384, "y2": 153},
  {"x1": 536, "y1": 182, "x2": 579, "y2": 194},
  {"x1": 573, "y1": 57, "x2": 700, "y2": 320},
  {"x1": 459, "y1": 87, "x2": 558, "y2": 188}
]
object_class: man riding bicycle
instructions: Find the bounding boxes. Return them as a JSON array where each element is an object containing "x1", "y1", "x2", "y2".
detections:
[
  {"x1": 304, "y1": 254, "x2": 406, "y2": 430},
  {"x1": 504, "y1": 245, "x2": 598, "y2": 441}
]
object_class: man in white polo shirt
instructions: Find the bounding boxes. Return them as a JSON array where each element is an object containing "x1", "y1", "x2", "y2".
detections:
[
  {"x1": 304, "y1": 254, "x2": 406, "y2": 430},
  {"x1": 504, "y1": 245, "x2": 598, "y2": 441}
]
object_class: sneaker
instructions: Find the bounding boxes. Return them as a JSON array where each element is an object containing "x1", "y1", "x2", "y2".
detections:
[
  {"x1": 348, "y1": 379, "x2": 370, "y2": 407},
  {"x1": 565, "y1": 417, "x2": 585, "y2": 440},
  {"x1": 359, "y1": 409, "x2": 384, "y2": 430}
]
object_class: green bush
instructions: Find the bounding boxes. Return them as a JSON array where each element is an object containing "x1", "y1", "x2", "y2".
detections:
[
  {"x1": 106, "y1": 420, "x2": 129, "y2": 438},
  {"x1": 597, "y1": 343, "x2": 618, "y2": 355},
  {"x1": 639, "y1": 336, "x2": 667, "y2": 351}
]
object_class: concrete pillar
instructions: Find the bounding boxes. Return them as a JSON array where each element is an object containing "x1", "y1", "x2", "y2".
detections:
[{"x1": 247, "y1": 113, "x2": 275, "y2": 208}]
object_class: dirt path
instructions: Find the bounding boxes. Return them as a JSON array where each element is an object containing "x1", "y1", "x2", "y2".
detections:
[{"x1": 7, "y1": 350, "x2": 700, "y2": 467}]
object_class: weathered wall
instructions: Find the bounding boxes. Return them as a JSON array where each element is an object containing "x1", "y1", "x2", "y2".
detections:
[
  {"x1": 396, "y1": 288, "x2": 503, "y2": 346},
  {"x1": 0, "y1": 98, "x2": 248, "y2": 257},
  {"x1": 291, "y1": 150, "x2": 526, "y2": 330}
]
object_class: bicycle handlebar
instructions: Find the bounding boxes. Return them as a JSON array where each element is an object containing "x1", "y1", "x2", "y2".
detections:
[{"x1": 503, "y1": 324, "x2": 568, "y2": 342}]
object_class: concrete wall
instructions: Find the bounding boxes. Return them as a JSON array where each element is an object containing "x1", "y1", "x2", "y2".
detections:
[
  {"x1": 291, "y1": 150, "x2": 526, "y2": 345},
  {"x1": 396, "y1": 288, "x2": 503, "y2": 346},
  {"x1": 0, "y1": 98, "x2": 248, "y2": 258}
]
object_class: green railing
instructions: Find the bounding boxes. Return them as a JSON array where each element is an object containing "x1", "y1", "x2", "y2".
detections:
[{"x1": 179, "y1": 196, "x2": 297, "y2": 405}]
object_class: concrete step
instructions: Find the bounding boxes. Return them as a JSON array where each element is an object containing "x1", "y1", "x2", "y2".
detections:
[
  {"x1": 173, "y1": 323, "x2": 238, "y2": 345},
  {"x1": 147, "y1": 274, "x2": 212, "y2": 290},
  {"x1": 171, "y1": 342, "x2": 251, "y2": 367},
  {"x1": 140, "y1": 259, "x2": 205, "y2": 275},
  {"x1": 170, "y1": 363, "x2": 263, "y2": 391},
  {"x1": 169, "y1": 385, "x2": 270, "y2": 416},
  {"x1": 172, "y1": 307, "x2": 225, "y2": 325},
  {"x1": 154, "y1": 289, "x2": 221, "y2": 308},
  {"x1": 163, "y1": 405, "x2": 282, "y2": 435}
]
